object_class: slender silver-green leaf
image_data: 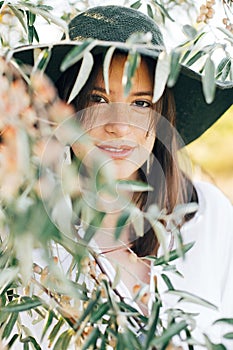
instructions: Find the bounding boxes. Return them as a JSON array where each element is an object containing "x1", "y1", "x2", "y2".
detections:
[
  {"x1": 202, "y1": 56, "x2": 216, "y2": 104},
  {"x1": 112, "y1": 265, "x2": 121, "y2": 289},
  {"x1": 224, "y1": 333, "x2": 233, "y2": 339},
  {"x1": 167, "y1": 50, "x2": 181, "y2": 87},
  {"x1": 60, "y1": 39, "x2": 94, "y2": 72},
  {"x1": 2, "y1": 298, "x2": 42, "y2": 313},
  {"x1": 32, "y1": 48, "x2": 51, "y2": 74},
  {"x1": 117, "y1": 180, "x2": 153, "y2": 192},
  {"x1": 152, "y1": 51, "x2": 170, "y2": 103},
  {"x1": 185, "y1": 50, "x2": 206, "y2": 67},
  {"x1": 221, "y1": 60, "x2": 231, "y2": 81},
  {"x1": 204, "y1": 334, "x2": 227, "y2": 350},
  {"x1": 161, "y1": 273, "x2": 174, "y2": 291},
  {"x1": 144, "y1": 300, "x2": 161, "y2": 349},
  {"x1": 123, "y1": 51, "x2": 141, "y2": 96},
  {"x1": 48, "y1": 318, "x2": 65, "y2": 346},
  {"x1": 103, "y1": 46, "x2": 115, "y2": 94},
  {"x1": 146, "y1": 215, "x2": 168, "y2": 260},
  {"x1": 168, "y1": 290, "x2": 218, "y2": 310},
  {"x1": 115, "y1": 210, "x2": 130, "y2": 240},
  {"x1": 147, "y1": 4, "x2": 153, "y2": 19},
  {"x1": 8, "y1": 5, "x2": 27, "y2": 32},
  {"x1": 53, "y1": 330, "x2": 73, "y2": 350},
  {"x1": 41, "y1": 310, "x2": 56, "y2": 341},
  {"x1": 2, "y1": 312, "x2": 18, "y2": 339},
  {"x1": 90, "y1": 302, "x2": 110, "y2": 323},
  {"x1": 18, "y1": 2, "x2": 68, "y2": 34},
  {"x1": 153, "y1": 0, "x2": 175, "y2": 21},
  {"x1": 20, "y1": 336, "x2": 41, "y2": 350},
  {"x1": 147, "y1": 242, "x2": 195, "y2": 265},
  {"x1": 151, "y1": 321, "x2": 187, "y2": 347},
  {"x1": 213, "y1": 318, "x2": 233, "y2": 325},
  {"x1": 82, "y1": 327, "x2": 101, "y2": 350},
  {"x1": 130, "y1": 207, "x2": 144, "y2": 237},
  {"x1": 183, "y1": 25, "x2": 197, "y2": 39},
  {"x1": 130, "y1": 0, "x2": 141, "y2": 10},
  {"x1": 68, "y1": 51, "x2": 94, "y2": 103}
]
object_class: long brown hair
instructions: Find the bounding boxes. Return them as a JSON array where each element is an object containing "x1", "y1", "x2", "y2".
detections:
[{"x1": 56, "y1": 51, "x2": 197, "y2": 257}]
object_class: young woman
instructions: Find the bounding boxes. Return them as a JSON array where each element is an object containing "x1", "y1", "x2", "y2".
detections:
[{"x1": 13, "y1": 4, "x2": 233, "y2": 349}]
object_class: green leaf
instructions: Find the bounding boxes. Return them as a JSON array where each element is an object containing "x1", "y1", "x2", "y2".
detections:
[
  {"x1": 114, "y1": 210, "x2": 130, "y2": 240},
  {"x1": 53, "y1": 330, "x2": 73, "y2": 350},
  {"x1": 7, "y1": 334, "x2": 19, "y2": 348},
  {"x1": 167, "y1": 50, "x2": 181, "y2": 87},
  {"x1": 2, "y1": 297, "x2": 42, "y2": 313},
  {"x1": 32, "y1": 48, "x2": 52, "y2": 74},
  {"x1": 103, "y1": 46, "x2": 116, "y2": 94},
  {"x1": 123, "y1": 51, "x2": 141, "y2": 97},
  {"x1": 90, "y1": 302, "x2": 110, "y2": 323},
  {"x1": 130, "y1": 0, "x2": 142, "y2": 10},
  {"x1": 161, "y1": 273, "x2": 174, "y2": 290},
  {"x1": 83, "y1": 211, "x2": 105, "y2": 243},
  {"x1": 41, "y1": 309, "x2": 56, "y2": 341},
  {"x1": 147, "y1": 4, "x2": 154, "y2": 19},
  {"x1": 2, "y1": 312, "x2": 18, "y2": 339},
  {"x1": 60, "y1": 39, "x2": 94, "y2": 71},
  {"x1": 67, "y1": 51, "x2": 94, "y2": 103},
  {"x1": 185, "y1": 50, "x2": 206, "y2": 67},
  {"x1": 152, "y1": 51, "x2": 170, "y2": 103},
  {"x1": 153, "y1": 0, "x2": 175, "y2": 22},
  {"x1": 151, "y1": 321, "x2": 187, "y2": 347},
  {"x1": 168, "y1": 290, "x2": 218, "y2": 310},
  {"x1": 74, "y1": 291, "x2": 101, "y2": 330},
  {"x1": 183, "y1": 25, "x2": 197, "y2": 39},
  {"x1": 204, "y1": 334, "x2": 227, "y2": 350},
  {"x1": 117, "y1": 180, "x2": 153, "y2": 192},
  {"x1": 221, "y1": 60, "x2": 231, "y2": 81},
  {"x1": 20, "y1": 336, "x2": 41, "y2": 350},
  {"x1": 144, "y1": 300, "x2": 161, "y2": 349},
  {"x1": 130, "y1": 207, "x2": 144, "y2": 237},
  {"x1": 33, "y1": 25, "x2": 39, "y2": 43},
  {"x1": 82, "y1": 327, "x2": 100, "y2": 350},
  {"x1": 213, "y1": 318, "x2": 233, "y2": 325},
  {"x1": 223, "y1": 332, "x2": 233, "y2": 339},
  {"x1": 148, "y1": 242, "x2": 195, "y2": 265},
  {"x1": 202, "y1": 56, "x2": 216, "y2": 104},
  {"x1": 8, "y1": 5, "x2": 27, "y2": 32},
  {"x1": 48, "y1": 318, "x2": 65, "y2": 346}
]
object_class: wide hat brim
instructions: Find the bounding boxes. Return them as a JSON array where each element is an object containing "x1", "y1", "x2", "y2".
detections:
[{"x1": 11, "y1": 41, "x2": 233, "y2": 145}]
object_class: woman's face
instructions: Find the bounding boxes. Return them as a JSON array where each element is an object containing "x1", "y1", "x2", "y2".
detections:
[{"x1": 73, "y1": 54, "x2": 156, "y2": 180}]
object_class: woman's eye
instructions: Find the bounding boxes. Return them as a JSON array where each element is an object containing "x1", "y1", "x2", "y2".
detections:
[
  {"x1": 133, "y1": 100, "x2": 152, "y2": 108},
  {"x1": 89, "y1": 94, "x2": 107, "y2": 104}
]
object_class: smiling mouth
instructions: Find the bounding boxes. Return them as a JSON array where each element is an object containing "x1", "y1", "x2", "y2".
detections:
[{"x1": 96, "y1": 144, "x2": 135, "y2": 159}]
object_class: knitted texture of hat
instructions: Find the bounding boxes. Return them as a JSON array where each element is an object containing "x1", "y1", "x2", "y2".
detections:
[{"x1": 68, "y1": 5, "x2": 164, "y2": 47}]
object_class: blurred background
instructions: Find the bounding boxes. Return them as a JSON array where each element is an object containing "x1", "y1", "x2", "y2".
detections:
[{"x1": 185, "y1": 105, "x2": 233, "y2": 203}]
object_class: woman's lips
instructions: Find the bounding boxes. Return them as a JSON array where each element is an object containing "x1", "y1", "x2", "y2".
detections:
[{"x1": 96, "y1": 144, "x2": 135, "y2": 159}]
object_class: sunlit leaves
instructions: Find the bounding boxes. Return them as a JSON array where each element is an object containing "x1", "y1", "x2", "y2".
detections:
[
  {"x1": 67, "y1": 51, "x2": 94, "y2": 103},
  {"x1": 202, "y1": 55, "x2": 216, "y2": 104},
  {"x1": 123, "y1": 51, "x2": 141, "y2": 97},
  {"x1": 152, "y1": 51, "x2": 170, "y2": 103}
]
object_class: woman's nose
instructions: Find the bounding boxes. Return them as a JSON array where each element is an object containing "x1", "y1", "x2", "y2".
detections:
[{"x1": 104, "y1": 103, "x2": 131, "y2": 136}]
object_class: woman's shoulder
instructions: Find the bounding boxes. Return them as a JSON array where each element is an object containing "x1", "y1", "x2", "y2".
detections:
[
  {"x1": 191, "y1": 180, "x2": 233, "y2": 232},
  {"x1": 194, "y1": 180, "x2": 232, "y2": 210}
]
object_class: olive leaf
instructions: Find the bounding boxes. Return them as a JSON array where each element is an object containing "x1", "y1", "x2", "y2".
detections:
[
  {"x1": 123, "y1": 51, "x2": 141, "y2": 97},
  {"x1": 103, "y1": 46, "x2": 115, "y2": 95},
  {"x1": 67, "y1": 51, "x2": 94, "y2": 103},
  {"x1": 152, "y1": 51, "x2": 170, "y2": 103},
  {"x1": 202, "y1": 55, "x2": 216, "y2": 104}
]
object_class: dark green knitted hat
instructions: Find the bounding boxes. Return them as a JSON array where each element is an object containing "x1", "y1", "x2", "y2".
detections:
[{"x1": 12, "y1": 5, "x2": 233, "y2": 145}]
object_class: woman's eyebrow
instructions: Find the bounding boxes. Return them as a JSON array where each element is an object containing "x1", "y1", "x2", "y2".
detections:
[{"x1": 92, "y1": 86, "x2": 153, "y2": 97}]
